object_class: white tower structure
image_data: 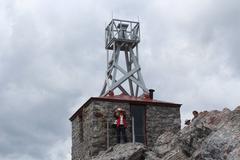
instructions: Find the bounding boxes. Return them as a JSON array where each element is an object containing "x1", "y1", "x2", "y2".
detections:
[{"x1": 100, "y1": 19, "x2": 148, "y2": 97}]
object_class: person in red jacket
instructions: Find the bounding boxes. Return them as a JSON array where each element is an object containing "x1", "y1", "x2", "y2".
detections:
[{"x1": 114, "y1": 107, "x2": 127, "y2": 143}]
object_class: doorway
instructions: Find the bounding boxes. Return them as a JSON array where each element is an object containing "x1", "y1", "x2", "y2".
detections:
[{"x1": 130, "y1": 105, "x2": 146, "y2": 144}]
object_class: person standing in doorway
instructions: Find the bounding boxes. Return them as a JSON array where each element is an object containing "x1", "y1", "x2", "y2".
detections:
[{"x1": 114, "y1": 107, "x2": 128, "y2": 143}]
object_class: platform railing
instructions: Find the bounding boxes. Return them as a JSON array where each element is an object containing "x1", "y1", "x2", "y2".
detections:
[{"x1": 105, "y1": 19, "x2": 140, "y2": 48}]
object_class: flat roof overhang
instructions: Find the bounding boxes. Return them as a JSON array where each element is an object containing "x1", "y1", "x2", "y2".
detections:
[{"x1": 69, "y1": 95, "x2": 181, "y2": 121}]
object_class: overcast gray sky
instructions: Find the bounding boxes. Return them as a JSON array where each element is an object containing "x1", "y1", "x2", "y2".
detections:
[{"x1": 0, "y1": 0, "x2": 240, "y2": 160}]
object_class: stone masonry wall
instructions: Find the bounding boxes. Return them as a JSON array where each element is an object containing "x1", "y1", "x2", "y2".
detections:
[
  {"x1": 146, "y1": 105, "x2": 181, "y2": 147},
  {"x1": 71, "y1": 116, "x2": 81, "y2": 160},
  {"x1": 71, "y1": 100, "x2": 181, "y2": 160},
  {"x1": 72, "y1": 100, "x2": 133, "y2": 160},
  {"x1": 91, "y1": 100, "x2": 132, "y2": 155},
  {"x1": 71, "y1": 102, "x2": 94, "y2": 160}
]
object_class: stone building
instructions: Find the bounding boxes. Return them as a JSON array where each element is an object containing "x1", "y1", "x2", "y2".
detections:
[
  {"x1": 70, "y1": 95, "x2": 181, "y2": 160},
  {"x1": 70, "y1": 19, "x2": 181, "y2": 160}
]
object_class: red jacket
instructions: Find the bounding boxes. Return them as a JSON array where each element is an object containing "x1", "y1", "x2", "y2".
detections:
[{"x1": 116, "y1": 115, "x2": 127, "y2": 128}]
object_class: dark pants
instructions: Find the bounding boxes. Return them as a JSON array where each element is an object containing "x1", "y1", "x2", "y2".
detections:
[{"x1": 117, "y1": 125, "x2": 127, "y2": 143}]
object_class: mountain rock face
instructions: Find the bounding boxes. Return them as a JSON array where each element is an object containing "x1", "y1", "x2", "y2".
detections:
[{"x1": 92, "y1": 106, "x2": 240, "y2": 160}]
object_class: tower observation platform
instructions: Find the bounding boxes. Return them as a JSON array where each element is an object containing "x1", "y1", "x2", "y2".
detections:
[{"x1": 105, "y1": 19, "x2": 140, "y2": 50}]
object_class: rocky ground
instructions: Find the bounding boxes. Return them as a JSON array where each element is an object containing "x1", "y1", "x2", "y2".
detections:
[{"x1": 92, "y1": 106, "x2": 240, "y2": 160}]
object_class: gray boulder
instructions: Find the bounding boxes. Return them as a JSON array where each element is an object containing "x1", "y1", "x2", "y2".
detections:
[{"x1": 92, "y1": 143, "x2": 146, "y2": 160}]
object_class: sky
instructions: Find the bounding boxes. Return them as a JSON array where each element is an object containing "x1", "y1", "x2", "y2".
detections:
[{"x1": 0, "y1": 0, "x2": 240, "y2": 160}]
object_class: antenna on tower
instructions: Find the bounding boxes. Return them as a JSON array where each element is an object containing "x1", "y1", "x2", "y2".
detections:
[{"x1": 100, "y1": 19, "x2": 148, "y2": 97}]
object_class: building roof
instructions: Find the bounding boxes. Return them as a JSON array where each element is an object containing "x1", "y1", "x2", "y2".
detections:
[{"x1": 69, "y1": 95, "x2": 181, "y2": 121}]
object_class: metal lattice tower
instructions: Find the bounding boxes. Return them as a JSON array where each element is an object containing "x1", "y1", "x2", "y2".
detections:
[{"x1": 100, "y1": 19, "x2": 148, "y2": 97}]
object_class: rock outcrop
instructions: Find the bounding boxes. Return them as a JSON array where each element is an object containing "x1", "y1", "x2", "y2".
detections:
[
  {"x1": 154, "y1": 106, "x2": 240, "y2": 160},
  {"x1": 92, "y1": 143, "x2": 147, "y2": 160},
  {"x1": 92, "y1": 106, "x2": 240, "y2": 160}
]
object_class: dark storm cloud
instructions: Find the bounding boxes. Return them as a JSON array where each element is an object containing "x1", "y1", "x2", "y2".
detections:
[{"x1": 0, "y1": 0, "x2": 239, "y2": 160}]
